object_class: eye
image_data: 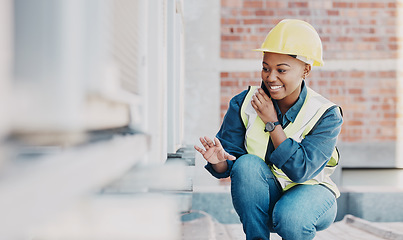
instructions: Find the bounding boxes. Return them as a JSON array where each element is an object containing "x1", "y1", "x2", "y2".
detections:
[
  {"x1": 262, "y1": 67, "x2": 269, "y2": 72},
  {"x1": 278, "y1": 69, "x2": 286, "y2": 73}
]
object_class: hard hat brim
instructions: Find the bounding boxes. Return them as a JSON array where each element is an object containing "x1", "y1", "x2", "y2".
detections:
[{"x1": 252, "y1": 48, "x2": 324, "y2": 67}]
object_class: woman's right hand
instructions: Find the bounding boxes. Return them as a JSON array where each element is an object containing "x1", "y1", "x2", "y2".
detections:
[{"x1": 194, "y1": 136, "x2": 236, "y2": 164}]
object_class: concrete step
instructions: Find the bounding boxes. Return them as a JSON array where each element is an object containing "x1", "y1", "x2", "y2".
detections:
[
  {"x1": 181, "y1": 211, "x2": 281, "y2": 240},
  {"x1": 182, "y1": 212, "x2": 403, "y2": 240},
  {"x1": 316, "y1": 215, "x2": 403, "y2": 240}
]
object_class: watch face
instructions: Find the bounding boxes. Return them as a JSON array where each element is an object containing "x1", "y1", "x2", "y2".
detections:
[{"x1": 265, "y1": 122, "x2": 275, "y2": 132}]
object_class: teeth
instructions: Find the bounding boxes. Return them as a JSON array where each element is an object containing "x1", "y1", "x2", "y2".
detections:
[{"x1": 270, "y1": 85, "x2": 283, "y2": 90}]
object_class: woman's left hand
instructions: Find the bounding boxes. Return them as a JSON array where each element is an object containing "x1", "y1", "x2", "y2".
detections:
[{"x1": 251, "y1": 88, "x2": 278, "y2": 124}]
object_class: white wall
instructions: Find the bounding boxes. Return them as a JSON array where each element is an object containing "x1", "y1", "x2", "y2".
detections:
[
  {"x1": 183, "y1": 1, "x2": 222, "y2": 145},
  {"x1": 0, "y1": 0, "x2": 11, "y2": 141}
]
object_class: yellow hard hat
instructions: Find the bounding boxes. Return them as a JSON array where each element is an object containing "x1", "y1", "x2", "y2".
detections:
[{"x1": 254, "y1": 19, "x2": 324, "y2": 66}]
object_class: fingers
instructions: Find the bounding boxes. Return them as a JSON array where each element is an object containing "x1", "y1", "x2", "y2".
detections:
[
  {"x1": 225, "y1": 152, "x2": 237, "y2": 161},
  {"x1": 251, "y1": 99, "x2": 260, "y2": 113},
  {"x1": 257, "y1": 88, "x2": 268, "y2": 97},
  {"x1": 260, "y1": 89, "x2": 272, "y2": 103},
  {"x1": 196, "y1": 136, "x2": 236, "y2": 162},
  {"x1": 197, "y1": 136, "x2": 217, "y2": 156},
  {"x1": 201, "y1": 136, "x2": 214, "y2": 148},
  {"x1": 204, "y1": 136, "x2": 214, "y2": 147},
  {"x1": 200, "y1": 137, "x2": 210, "y2": 150},
  {"x1": 252, "y1": 94, "x2": 260, "y2": 105},
  {"x1": 251, "y1": 89, "x2": 267, "y2": 110},
  {"x1": 194, "y1": 145, "x2": 205, "y2": 155},
  {"x1": 252, "y1": 88, "x2": 273, "y2": 112},
  {"x1": 256, "y1": 88, "x2": 270, "y2": 102}
]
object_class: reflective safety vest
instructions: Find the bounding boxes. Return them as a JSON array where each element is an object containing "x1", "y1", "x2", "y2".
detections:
[{"x1": 240, "y1": 86, "x2": 341, "y2": 198}]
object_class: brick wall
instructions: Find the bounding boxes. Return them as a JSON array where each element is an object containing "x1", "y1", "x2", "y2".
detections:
[
  {"x1": 221, "y1": 0, "x2": 398, "y2": 59},
  {"x1": 220, "y1": 0, "x2": 401, "y2": 143}
]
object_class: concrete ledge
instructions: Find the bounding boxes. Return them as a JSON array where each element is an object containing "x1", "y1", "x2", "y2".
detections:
[
  {"x1": 337, "y1": 187, "x2": 403, "y2": 222},
  {"x1": 338, "y1": 142, "x2": 398, "y2": 168},
  {"x1": 167, "y1": 146, "x2": 196, "y2": 166},
  {"x1": 192, "y1": 187, "x2": 403, "y2": 224},
  {"x1": 343, "y1": 215, "x2": 403, "y2": 239}
]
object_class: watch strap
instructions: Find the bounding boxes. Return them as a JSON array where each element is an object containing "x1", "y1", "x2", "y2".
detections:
[{"x1": 264, "y1": 121, "x2": 280, "y2": 132}]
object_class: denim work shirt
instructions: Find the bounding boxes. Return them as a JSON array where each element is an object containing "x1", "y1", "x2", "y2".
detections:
[{"x1": 205, "y1": 81, "x2": 343, "y2": 183}]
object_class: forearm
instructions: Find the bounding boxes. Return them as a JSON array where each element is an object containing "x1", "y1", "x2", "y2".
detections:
[
  {"x1": 270, "y1": 139, "x2": 332, "y2": 182},
  {"x1": 205, "y1": 160, "x2": 234, "y2": 179},
  {"x1": 211, "y1": 160, "x2": 229, "y2": 173},
  {"x1": 270, "y1": 108, "x2": 343, "y2": 182},
  {"x1": 268, "y1": 124, "x2": 287, "y2": 149}
]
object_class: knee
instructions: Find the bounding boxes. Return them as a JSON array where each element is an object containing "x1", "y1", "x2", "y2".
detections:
[
  {"x1": 231, "y1": 154, "x2": 265, "y2": 178},
  {"x1": 273, "y1": 208, "x2": 315, "y2": 239}
]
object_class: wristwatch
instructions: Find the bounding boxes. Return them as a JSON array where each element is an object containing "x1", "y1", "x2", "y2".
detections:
[{"x1": 264, "y1": 121, "x2": 280, "y2": 132}]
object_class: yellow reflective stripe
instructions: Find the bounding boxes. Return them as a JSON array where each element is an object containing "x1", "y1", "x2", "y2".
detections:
[
  {"x1": 240, "y1": 86, "x2": 254, "y2": 128},
  {"x1": 300, "y1": 101, "x2": 335, "y2": 139},
  {"x1": 246, "y1": 116, "x2": 269, "y2": 160},
  {"x1": 327, "y1": 148, "x2": 339, "y2": 167},
  {"x1": 283, "y1": 91, "x2": 311, "y2": 137},
  {"x1": 241, "y1": 86, "x2": 269, "y2": 160}
]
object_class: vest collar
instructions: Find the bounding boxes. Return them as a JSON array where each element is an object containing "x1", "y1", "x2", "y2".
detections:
[{"x1": 272, "y1": 80, "x2": 307, "y2": 124}]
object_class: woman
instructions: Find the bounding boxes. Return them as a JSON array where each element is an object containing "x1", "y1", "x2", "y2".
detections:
[{"x1": 194, "y1": 19, "x2": 343, "y2": 240}]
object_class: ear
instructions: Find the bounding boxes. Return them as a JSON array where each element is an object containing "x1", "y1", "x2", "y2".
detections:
[{"x1": 303, "y1": 64, "x2": 312, "y2": 79}]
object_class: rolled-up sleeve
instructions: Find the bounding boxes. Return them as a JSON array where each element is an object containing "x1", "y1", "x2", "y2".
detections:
[
  {"x1": 205, "y1": 160, "x2": 235, "y2": 179},
  {"x1": 269, "y1": 106, "x2": 343, "y2": 183},
  {"x1": 204, "y1": 91, "x2": 248, "y2": 179}
]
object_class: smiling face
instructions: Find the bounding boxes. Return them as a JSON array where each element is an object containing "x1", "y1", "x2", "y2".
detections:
[{"x1": 261, "y1": 52, "x2": 311, "y2": 108}]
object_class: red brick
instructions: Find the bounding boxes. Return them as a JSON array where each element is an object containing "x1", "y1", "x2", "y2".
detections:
[
  {"x1": 221, "y1": 81, "x2": 238, "y2": 87},
  {"x1": 357, "y1": 2, "x2": 385, "y2": 8},
  {"x1": 379, "y1": 71, "x2": 396, "y2": 78},
  {"x1": 350, "y1": 71, "x2": 365, "y2": 78},
  {"x1": 243, "y1": 1, "x2": 263, "y2": 8},
  {"x1": 348, "y1": 89, "x2": 363, "y2": 95},
  {"x1": 221, "y1": 18, "x2": 240, "y2": 25},
  {"x1": 255, "y1": 10, "x2": 274, "y2": 16},
  {"x1": 266, "y1": 1, "x2": 286, "y2": 8},
  {"x1": 242, "y1": 79, "x2": 261, "y2": 86},
  {"x1": 221, "y1": 35, "x2": 241, "y2": 41},
  {"x1": 385, "y1": 113, "x2": 397, "y2": 119},
  {"x1": 333, "y1": 2, "x2": 355, "y2": 8},
  {"x1": 231, "y1": 72, "x2": 251, "y2": 78},
  {"x1": 240, "y1": 10, "x2": 252, "y2": 16},
  {"x1": 299, "y1": 9, "x2": 311, "y2": 16},
  {"x1": 243, "y1": 19, "x2": 264, "y2": 25},
  {"x1": 337, "y1": 36, "x2": 354, "y2": 42},
  {"x1": 389, "y1": 44, "x2": 399, "y2": 50},
  {"x1": 389, "y1": 36, "x2": 399, "y2": 42},
  {"x1": 220, "y1": 72, "x2": 229, "y2": 78},
  {"x1": 388, "y1": 2, "x2": 397, "y2": 8},
  {"x1": 347, "y1": 120, "x2": 363, "y2": 126},
  {"x1": 362, "y1": 37, "x2": 380, "y2": 42},
  {"x1": 327, "y1": 10, "x2": 339, "y2": 16},
  {"x1": 288, "y1": 2, "x2": 308, "y2": 8},
  {"x1": 276, "y1": 9, "x2": 297, "y2": 16}
]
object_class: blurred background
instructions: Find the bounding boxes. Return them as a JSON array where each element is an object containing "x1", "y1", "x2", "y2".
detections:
[{"x1": 1, "y1": 0, "x2": 403, "y2": 239}]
